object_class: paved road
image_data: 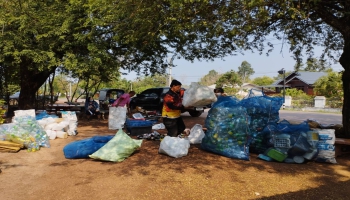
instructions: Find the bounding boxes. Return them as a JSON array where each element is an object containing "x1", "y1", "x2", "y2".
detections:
[
  {"x1": 182, "y1": 109, "x2": 342, "y2": 125},
  {"x1": 279, "y1": 110, "x2": 342, "y2": 125}
]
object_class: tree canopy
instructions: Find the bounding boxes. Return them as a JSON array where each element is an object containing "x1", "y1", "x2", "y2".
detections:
[
  {"x1": 216, "y1": 70, "x2": 242, "y2": 88},
  {"x1": 237, "y1": 61, "x2": 254, "y2": 82},
  {"x1": 314, "y1": 70, "x2": 343, "y2": 98},
  {"x1": 199, "y1": 70, "x2": 222, "y2": 86},
  {"x1": 296, "y1": 58, "x2": 332, "y2": 72},
  {"x1": 252, "y1": 76, "x2": 275, "y2": 86},
  {"x1": 2, "y1": 0, "x2": 350, "y2": 136}
]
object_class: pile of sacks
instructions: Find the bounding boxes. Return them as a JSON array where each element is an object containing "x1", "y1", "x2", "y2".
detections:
[
  {"x1": 251, "y1": 120, "x2": 337, "y2": 164},
  {"x1": 0, "y1": 115, "x2": 50, "y2": 152},
  {"x1": 63, "y1": 129, "x2": 143, "y2": 162},
  {"x1": 36, "y1": 110, "x2": 78, "y2": 139},
  {"x1": 0, "y1": 109, "x2": 78, "y2": 152},
  {"x1": 63, "y1": 123, "x2": 206, "y2": 161}
]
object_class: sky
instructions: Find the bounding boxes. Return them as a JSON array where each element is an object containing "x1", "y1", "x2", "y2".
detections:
[{"x1": 122, "y1": 45, "x2": 343, "y2": 86}]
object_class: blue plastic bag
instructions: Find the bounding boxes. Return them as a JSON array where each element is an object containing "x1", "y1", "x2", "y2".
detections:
[{"x1": 63, "y1": 135, "x2": 114, "y2": 159}]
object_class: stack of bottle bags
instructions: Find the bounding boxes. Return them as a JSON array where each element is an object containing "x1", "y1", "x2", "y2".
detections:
[
  {"x1": 63, "y1": 129, "x2": 142, "y2": 162},
  {"x1": 201, "y1": 89, "x2": 283, "y2": 161},
  {"x1": 0, "y1": 109, "x2": 80, "y2": 152},
  {"x1": 0, "y1": 109, "x2": 50, "y2": 152},
  {"x1": 36, "y1": 110, "x2": 78, "y2": 139},
  {"x1": 251, "y1": 119, "x2": 337, "y2": 164}
]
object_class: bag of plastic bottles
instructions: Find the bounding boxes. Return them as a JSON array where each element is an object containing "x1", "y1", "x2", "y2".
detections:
[
  {"x1": 159, "y1": 136, "x2": 190, "y2": 158},
  {"x1": 6, "y1": 116, "x2": 50, "y2": 152},
  {"x1": 239, "y1": 91, "x2": 283, "y2": 133},
  {"x1": 202, "y1": 98, "x2": 251, "y2": 160},
  {"x1": 182, "y1": 82, "x2": 217, "y2": 107},
  {"x1": 188, "y1": 124, "x2": 205, "y2": 144},
  {"x1": 108, "y1": 107, "x2": 127, "y2": 130}
]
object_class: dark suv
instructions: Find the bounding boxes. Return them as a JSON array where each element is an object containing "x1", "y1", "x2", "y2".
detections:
[{"x1": 129, "y1": 87, "x2": 207, "y2": 117}]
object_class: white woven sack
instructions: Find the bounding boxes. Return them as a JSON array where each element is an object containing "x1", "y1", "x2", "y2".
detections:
[
  {"x1": 13, "y1": 109, "x2": 36, "y2": 120},
  {"x1": 61, "y1": 111, "x2": 78, "y2": 121},
  {"x1": 61, "y1": 111, "x2": 78, "y2": 136},
  {"x1": 108, "y1": 107, "x2": 127, "y2": 130}
]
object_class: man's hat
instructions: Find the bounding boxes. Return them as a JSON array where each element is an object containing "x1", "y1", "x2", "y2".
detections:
[{"x1": 170, "y1": 79, "x2": 182, "y2": 87}]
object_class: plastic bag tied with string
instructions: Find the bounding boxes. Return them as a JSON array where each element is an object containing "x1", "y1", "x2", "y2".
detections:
[
  {"x1": 202, "y1": 96, "x2": 252, "y2": 160},
  {"x1": 241, "y1": 89, "x2": 283, "y2": 153},
  {"x1": 240, "y1": 89, "x2": 283, "y2": 132}
]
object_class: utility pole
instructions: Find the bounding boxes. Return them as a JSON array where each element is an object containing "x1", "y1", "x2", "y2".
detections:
[
  {"x1": 278, "y1": 68, "x2": 286, "y2": 109},
  {"x1": 167, "y1": 55, "x2": 175, "y2": 86}
]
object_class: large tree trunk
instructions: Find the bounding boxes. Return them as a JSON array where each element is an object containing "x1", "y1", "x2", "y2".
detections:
[
  {"x1": 340, "y1": 39, "x2": 350, "y2": 138},
  {"x1": 18, "y1": 63, "x2": 56, "y2": 110}
]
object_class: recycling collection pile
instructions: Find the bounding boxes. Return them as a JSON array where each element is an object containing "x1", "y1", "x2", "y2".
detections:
[
  {"x1": 202, "y1": 90, "x2": 337, "y2": 164},
  {"x1": 0, "y1": 109, "x2": 78, "y2": 152},
  {"x1": 0, "y1": 84, "x2": 338, "y2": 164}
]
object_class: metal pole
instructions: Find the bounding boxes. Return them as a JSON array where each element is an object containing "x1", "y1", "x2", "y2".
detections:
[
  {"x1": 167, "y1": 55, "x2": 175, "y2": 86},
  {"x1": 278, "y1": 68, "x2": 286, "y2": 109},
  {"x1": 168, "y1": 65, "x2": 172, "y2": 86},
  {"x1": 283, "y1": 70, "x2": 285, "y2": 104}
]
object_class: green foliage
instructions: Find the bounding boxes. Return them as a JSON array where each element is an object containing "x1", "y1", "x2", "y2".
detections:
[
  {"x1": 284, "y1": 88, "x2": 314, "y2": 108},
  {"x1": 314, "y1": 70, "x2": 343, "y2": 98},
  {"x1": 326, "y1": 96, "x2": 343, "y2": 108},
  {"x1": 237, "y1": 61, "x2": 254, "y2": 82},
  {"x1": 252, "y1": 76, "x2": 274, "y2": 86},
  {"x1": 298, "y1": 58, "x2": 331, "y2": 72},
  {"x1": 0, "y1": 99, "x2": 5, "y2": 106},
  {"x1": 1, "y1": 0, "x2": 350, "y2": 133},
  {"x1": 199, "y1": 70, "x2": 222, "y2": 86},
  {"x1": 131, "y1": 74, "x2": 167, "y2": 93},
  {"x1": 0, "y1": 99, "x2": 5, "y2": 124},
  {"x1": 215, "y1": 70, "x2": 242, "y2": 92},
  {"x1": 285, "y1": 88, "x2": 308, "y2": 98},
  {"x1": 224, "y1": 87, "x2": 240, "y2": 96}
]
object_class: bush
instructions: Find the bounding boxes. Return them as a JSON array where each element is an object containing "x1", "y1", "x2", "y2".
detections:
[{"x1": 326, "y1": 97, "x2": 343, "y2": 108}]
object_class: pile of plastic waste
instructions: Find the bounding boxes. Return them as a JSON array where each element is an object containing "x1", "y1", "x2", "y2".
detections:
[
  {"x1": 202, "y1": 89, "x2": 336, "y2": 164},
  {"x1": 201, "y1": 90, "x2": 283, "y2": 161},
  {"x1": 0, "y1": 115, "x2": 50, "y2": 152}
]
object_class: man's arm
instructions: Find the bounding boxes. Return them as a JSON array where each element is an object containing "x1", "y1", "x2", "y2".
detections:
[{"x1": 164, "y1": 94, "x2": 183, "y2": 110}]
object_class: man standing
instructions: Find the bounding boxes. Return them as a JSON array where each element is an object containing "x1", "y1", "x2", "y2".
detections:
[{"x1": 162, "y1": 80, "x2": 189, "y2": 137}]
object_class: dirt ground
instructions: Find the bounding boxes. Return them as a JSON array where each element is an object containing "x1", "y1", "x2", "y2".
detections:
[{"x1": 1, "y1": 114, "x2": 350, "y2": 200}]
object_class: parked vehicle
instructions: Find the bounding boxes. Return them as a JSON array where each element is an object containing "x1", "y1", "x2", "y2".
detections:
[
  {"x1": 98, "y1": 88, "x2": 125, "y2": 111},
  {"x1": 129, "y1": 87, "x2": 208, "y2": 117},
  {"x1": 9, "y1": 91, "x2": 59, "y2": 106}
]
